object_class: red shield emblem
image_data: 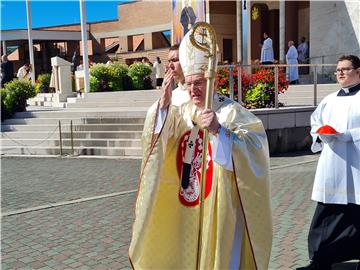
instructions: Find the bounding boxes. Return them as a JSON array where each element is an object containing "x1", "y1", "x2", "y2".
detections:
[{"x1": 176, "y1": 129, "x2": 213, "y2": 207}]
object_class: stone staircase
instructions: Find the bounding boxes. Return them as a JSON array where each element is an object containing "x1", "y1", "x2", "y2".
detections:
[
  {"x1": 279, "y1": 83, "x2": 339, "y2": 106},
  {"x1": 1, "y1": 90, "x2": 161, "y2": 158},
  {"x1": 27, "y1": 93, "x2": 74, "y2": 108},
  {"x1": 1, "y1": 84, "x2": 340, "y2": 157}
]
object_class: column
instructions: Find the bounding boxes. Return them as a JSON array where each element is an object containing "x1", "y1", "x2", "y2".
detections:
[
  {"x1": 239, "y1": 0, "x2": 252, "y2": 65},
  {"x1": 279, "y1": 0, "x2": 285, "y2": 63},
  {"x1": 246, "y1": 0, "x2": 251, "y2": 65},
  {"x1": 205, "y1": 0, "x2": 211, "y2": 23},
  {"x1": 236, "y1": 0, "x2": 242, "y2": 63},
  {"x1": 118, "y1": 36, "x2": 129, "y2": 53},
  {"x1": 79, "y1": 0, "x2": 90, "y2": 94},
  {"x1": 2, "y1": 41, "x2": 6, "y2": 56},
  {"x1": 144, "y1": 32, "x2": 153, "y2": 51}
]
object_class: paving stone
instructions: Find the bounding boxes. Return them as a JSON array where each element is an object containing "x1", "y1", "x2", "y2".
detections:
[
  {"x1": 1, "y1": 157, "x2": 141, "y2": 212},
  {"x1": 18, "y1": 256, "x2": 34, "y2": 264},
  {"x1": 1, "y1": 154, "x2": 320, "y2": 269}
]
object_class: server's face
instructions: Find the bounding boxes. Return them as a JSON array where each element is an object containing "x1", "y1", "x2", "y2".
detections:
[{"x1": 336, "y1": 60, "x2": 360, "y2": 87}]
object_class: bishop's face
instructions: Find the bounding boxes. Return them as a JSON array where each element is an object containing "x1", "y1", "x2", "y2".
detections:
[
  {"x1": 185, "y1": 74, "x2": 207, "y2": 108},
  {"x1": 336, "y1": 60, "x2": 360, "y2": 87}
]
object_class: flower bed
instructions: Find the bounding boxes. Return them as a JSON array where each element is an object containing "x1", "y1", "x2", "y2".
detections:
[{"x1": 217, "y1": 66, "x2": 289, "y2": 108}]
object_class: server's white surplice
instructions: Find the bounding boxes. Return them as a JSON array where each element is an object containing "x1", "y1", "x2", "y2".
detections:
[{"x1": 310, "y1": 87, "x2": 360, "y2": 205}]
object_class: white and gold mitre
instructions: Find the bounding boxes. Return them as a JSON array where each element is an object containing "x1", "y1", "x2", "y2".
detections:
[{"x1": 179, "y1": 30, "x2": 213, "y2": 77}]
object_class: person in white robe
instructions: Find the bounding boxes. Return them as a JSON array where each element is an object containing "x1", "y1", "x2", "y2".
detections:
[
  {"x1": 16, "y1": 63, "x2": 31, "y2": 81},
  {"x1": 297, "y1": 55, "x2": 360, "y2": 270},
  {"x1": 153, "y1": 57, "x2": 165, "y2": 89},
  {"x1": 260, "y1": 32, "x2": 274, "y2": 65},
  {"x1": 297, "y1": 37, "x2": 309, "y2": 75},
  {"x1": 297, "y1": 37, "x2": 309, "y2": 64},
  {"x1": 286, "y1": 41, "x2": 299, "y2": 84}
]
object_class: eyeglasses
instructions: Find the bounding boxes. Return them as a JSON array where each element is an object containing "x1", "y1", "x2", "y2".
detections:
[
  {"x1": 334, "y1": 67, "x2": 354, "y2": 74},
  {"x1": 186, "y1": 80, "x2": 206, "y2": 89},
  {"x1": 168, "y1": 58, "x2": 179, "y2": 63}
]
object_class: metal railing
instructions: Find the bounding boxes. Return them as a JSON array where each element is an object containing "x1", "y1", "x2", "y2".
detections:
[
  {"x1": 58, "y1": 120, "x2": 75, "y2": 156},
  {"x1": 2, "y1": 120, "x2": 76, "y2": 156},
  {"x1": 3, "y1": 120, "x2": 79, "y2": 156},
  {"x1": 218, "y1": 63, "x2": 337, "y2": 108}
]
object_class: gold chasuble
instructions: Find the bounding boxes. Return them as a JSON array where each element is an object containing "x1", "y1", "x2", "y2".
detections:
[{"x1": 129, "y1": 94, "x2": 272, "y2": 269}]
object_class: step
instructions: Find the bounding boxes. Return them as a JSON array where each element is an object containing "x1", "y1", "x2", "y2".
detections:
[
  {"x1": 0, "y1": 138, "x2": 141, "y2": 148},
  {"x1": 0, "y1": 145, "x2": 142, "y2": 156},
  {"x1": 82, "y1": 90, "x2": 161, "y2": 99},
  {"x1": 66, "y1": 101, "x2": 155, "y2": 108},
  {"x1": 37, "y1": 93, "x2": 56, "y2": 98},
  {"x1": 74, "y1": 95, "x2": 160, "y2": 102},
  {"x1": 27, "y1": 100, "x2": 45, "y2": 106},
  {"x1": 2, "y1": 117, "x2": 145, "y2": 125},
  {"x1": 28, "y1": 96, "x2": 54, "y2": 102},
  {"x1": 74, "y1": 97, "x2": 159, "y2": 102},
  {"x1": 13, "y1": 109, "x2": 148, "y2": 119},
  {"x1": 67, "y1": 97, "x2": 78, "y2": 103},
  {"x1": 1, "y1": 131, "x2": 143, "y2": 139},
  {"x1": 27, "y1": 100, "x2": 66, "y2": 108},
  {"x1": 1, "y1": 123, "x2": 144, "y2": 132}
]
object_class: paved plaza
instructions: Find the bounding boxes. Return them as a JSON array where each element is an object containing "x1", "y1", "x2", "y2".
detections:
[{"x1": 1, "y1": 154, "x2": 358, "y2": 270}]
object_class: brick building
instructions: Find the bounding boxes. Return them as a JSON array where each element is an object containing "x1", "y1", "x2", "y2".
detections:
[{"x1": 1, "y1": 0, "x2": 359, "y2": 75}]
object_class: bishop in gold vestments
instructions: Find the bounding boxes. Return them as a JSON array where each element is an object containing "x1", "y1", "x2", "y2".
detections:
[{"x1": 129, "y1": 29, "x2": 272, "y2": 270}]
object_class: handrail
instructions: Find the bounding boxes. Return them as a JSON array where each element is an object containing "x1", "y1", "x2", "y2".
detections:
[
  {"x1": 218, "y1": 63, "x2": 337, "y2": 68},
  {"x1": 274, "y1": 66, "x2": 279, "y2": 108},
  {"x1": 58, "y1": 120, "x2": 63, "y2": 156},
  {"x1": 217, "y1": 63, "x2": 337, "y2": 108}
]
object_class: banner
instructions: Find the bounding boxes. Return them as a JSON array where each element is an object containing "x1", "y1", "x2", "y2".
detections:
[{"x1": 172, "y1": 0, "x2": 206, "y2": 45}]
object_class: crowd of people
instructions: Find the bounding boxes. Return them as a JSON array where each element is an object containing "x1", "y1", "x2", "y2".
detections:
[{"x1": 259, "y1": 32, "x2": 309, "y2": 84}]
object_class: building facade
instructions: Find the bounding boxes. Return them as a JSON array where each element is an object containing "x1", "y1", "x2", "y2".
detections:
[{"x1": 1, "y1": 0, "x2": 359, "y2": 75}]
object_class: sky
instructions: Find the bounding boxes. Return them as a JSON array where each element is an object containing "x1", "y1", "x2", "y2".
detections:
[{"x1": 0, "y1": 0, "x2": 126, "y2": 31}]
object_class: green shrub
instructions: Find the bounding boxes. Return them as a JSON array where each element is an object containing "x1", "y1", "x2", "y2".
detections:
[
  {"x1": 109, "y1": 63, "x2": 128, "y2": 91},
  {"x1": 90, "y1": 64, "x2": 112, "y2": 82},
  {"x1": 89, "y1": 64, "x2": 111, "y2": 92},
  {"x1": 128, "y1": 62, "x2": 152, "y2": 90},
  {"x1": 37, "y1": 73, "x2": 51, "y2": 87},
  {"x1": 90, "y1": 64, "x2": 124, "y2": 92},
  {"x1": 89, "y1": 62, "x2": 151, "y2": 91},
  {"x1": 1, "y1": 88, "x2": 11, "y2": 121},
  {"x1": 245, "y1": 83, "x2": 270, "y2": 108},
  {"x1": 3, "y1": 80, "x2": 36, "y2": 117},
  {"x1": 35, "y1": 73, "x2": 54, "y2": 93},
  {"x1": 89, "y1": 76, "x2": 100, "y2": 92}
]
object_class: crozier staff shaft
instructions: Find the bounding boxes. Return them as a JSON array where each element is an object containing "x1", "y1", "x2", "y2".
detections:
[{"x1": 189, "y1": 22, "x2": 218, "y2": 270}]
